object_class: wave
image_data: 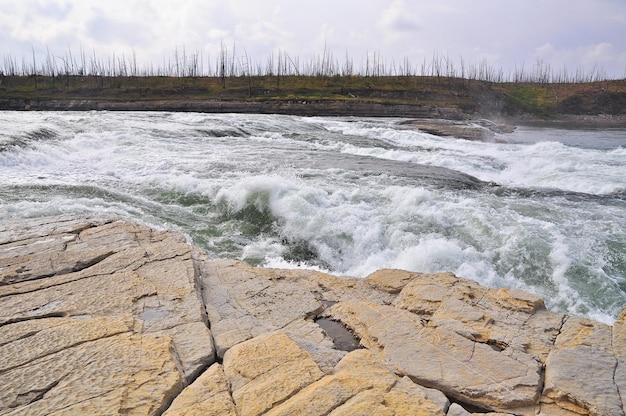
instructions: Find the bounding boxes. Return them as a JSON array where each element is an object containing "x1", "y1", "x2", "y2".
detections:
[
  {"x1": 194, "y1": 126, "x2": 250, "y2": 138},
  {"x1": 334, "y1": 127, "x2": 626, "y2": 195},
  {"x1": 0, "y1": 127, "x2": 61, "y2": 152},
  {"x1": 489, "y1": 183, "x2": 626, "y2": 206},
  {"x1": 609, "y1": 188, "x2": 626, "y2": 200}
]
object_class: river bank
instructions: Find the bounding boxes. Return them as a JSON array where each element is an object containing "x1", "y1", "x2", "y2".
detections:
[
  {"x1": 5, "y1": 98, "x2": 626, "y2": 146},
  {"x1": 0, "y1": 97, "x2": 461, "y2": 118},
  {"x1": 2, "y1": 74, "x2": 625, "y2": 127},
  {"x1": 2, "y1": 97, "x2": 626, "y2": 144}
]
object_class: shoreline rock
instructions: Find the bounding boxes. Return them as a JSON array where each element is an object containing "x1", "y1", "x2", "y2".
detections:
[
  {"x1": 399, "y1": 118, "x2": 516, "y2": 140},
  {"x1": 1, "y1": 215, "x2": 624, "y2": 415},
  {"x1": 0, "y1": 98, "x2": 464, "y2": 119}
]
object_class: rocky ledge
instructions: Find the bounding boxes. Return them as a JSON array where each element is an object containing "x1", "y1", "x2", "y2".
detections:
[
  {"x1": 400, "y1": 119, "x2": 516, "y2": 141},
  {"x1": 1, "y1": 216, "x2": 625, "y2": 416}
]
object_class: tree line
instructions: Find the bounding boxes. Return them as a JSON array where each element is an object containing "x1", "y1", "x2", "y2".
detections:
[{"x1": 0, "y1": 44, "x2": 620, "y2": 85}]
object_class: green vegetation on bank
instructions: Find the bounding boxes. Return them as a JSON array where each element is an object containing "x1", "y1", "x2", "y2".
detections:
[
  {"x1": 2, "y1": 46, "x2": 625, "y2": 117},
  {"x1": 1, "y1": 73, "x2": 625, "y2": 118}
]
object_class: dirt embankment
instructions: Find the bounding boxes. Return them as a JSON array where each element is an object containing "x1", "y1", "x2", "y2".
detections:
[
  {"x1": 1, "y1": 76, "x2": 625, "y2": 131},
  {"x1": 0, "y1": 97, "x2": 466, "y2": 119}
]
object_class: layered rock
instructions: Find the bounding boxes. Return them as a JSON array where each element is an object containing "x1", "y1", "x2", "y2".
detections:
[
  {"x1": 1, "y1": 215, "x2": 625, "y2": 415},
  {"x1": 400, "y1": 119, "x2": 510, "y2": 141},
  {"x1": 0, "y1": 215, "x2": 213, "y2": 414}
]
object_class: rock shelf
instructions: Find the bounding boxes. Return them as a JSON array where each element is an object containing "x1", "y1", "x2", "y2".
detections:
[{"x1": 1, "y1": 215, "x2": 624, "y2": 415}]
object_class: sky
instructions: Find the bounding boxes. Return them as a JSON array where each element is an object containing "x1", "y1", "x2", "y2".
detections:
[{"x1": 1, "y1": 0, "x2": 625, "y2": 79}]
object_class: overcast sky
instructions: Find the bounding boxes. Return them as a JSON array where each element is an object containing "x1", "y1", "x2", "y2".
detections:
[{"x1": 1, "y1": 0, "x2": 625, "y2": 78}]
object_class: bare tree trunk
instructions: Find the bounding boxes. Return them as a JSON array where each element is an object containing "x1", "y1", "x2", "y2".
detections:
[
  {"x1": 31, "y1": 47, "x2": 37, "y2": 89},
  {"x1": 219, "y1": 42, "x2": 226, "y2": 89},
  {"x1": 276, "y1": 49, "x2": 281, "y2": 93}
]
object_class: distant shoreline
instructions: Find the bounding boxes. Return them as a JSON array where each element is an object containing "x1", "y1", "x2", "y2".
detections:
[
  {"x1": 2, "y1": 98, "x2": 625, "y2": 141},
  {"x1": 4, "y1": 97, "x2": 626, "y2": 125},
  {"x1": 511, "y1": 113, "x2": 626, "y2": 129},
  {"x1": 0, "y1": 97, "x2": 458, "y2": 118},
  {"x1": 1, "y1": 74, "x2": 625, "y2": 125}
]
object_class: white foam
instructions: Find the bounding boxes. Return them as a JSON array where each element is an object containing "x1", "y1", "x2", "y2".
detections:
[{"x1": 326, "y1": 121, "x2": 626, "y2": 195}]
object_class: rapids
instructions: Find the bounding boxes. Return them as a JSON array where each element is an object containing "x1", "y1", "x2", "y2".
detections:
[{"x1": 1, "y1": 111, "x2": 624, "y2": 323}]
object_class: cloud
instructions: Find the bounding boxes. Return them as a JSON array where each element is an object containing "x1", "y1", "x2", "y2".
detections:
[
  {"x1": 379, "y1": 0, "x2": 421, "y2": 33},
  {"x1": 582, "y1": 43, "x2": 617, "y2": 64},
  {"x1": 86, "y1": 13, "x2": 152, "y2": 46},
  {"x1": 0, "y1": 0, "x2": 625, "y2": 78},
  {"x1": 234, "y1": 20, "x2": 292, "y2": 48},
  {"x1": 35, "y1": 1, "x2": 74, "y2": 20},
  {"x1": 534, "y1": 43, "x2": 556, "y2": 59},
  {"x1": 0, "y1": 1, "x2": 77, "y2": 44},
  {"x1": 531, "y1": 41, "x2": 626, "y2": 78}
]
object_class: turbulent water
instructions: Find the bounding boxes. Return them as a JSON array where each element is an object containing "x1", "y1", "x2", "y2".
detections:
[{"x1": 1, "y1": 111, "x2": 625, "y2": 323}]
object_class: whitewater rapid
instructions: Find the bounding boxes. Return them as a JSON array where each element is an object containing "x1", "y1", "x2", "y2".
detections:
[{"x1": 0, "y1": 111, "x2": 624, "y2": 323}]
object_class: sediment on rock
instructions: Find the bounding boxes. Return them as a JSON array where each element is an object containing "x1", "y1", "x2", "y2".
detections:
[{"x1": 1, "y1": 215, "x2": 625, "y2": 416}]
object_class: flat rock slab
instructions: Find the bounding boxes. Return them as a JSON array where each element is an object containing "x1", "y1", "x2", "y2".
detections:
[
  {"x1": 222, "y1": 331, "x2": 448, "y2": 416},
  {"x1": 1, "y1": 325, "x2": 181, "y2": 415},
  {"x1": 2, "y1": 216, "x2": 625, "y2": 416},
  {"x1": 400, "y1": 118, "x2": 514, "y2": 141},
  {"x1": 163, "y1": 363, "x2": 237, "y2": 416},
  {"x1": 0, "y1": 215, "x2": 214, "y2": 415},
  {"x1": 326, "y1": 300, "x2": 542, "y2": 413}
]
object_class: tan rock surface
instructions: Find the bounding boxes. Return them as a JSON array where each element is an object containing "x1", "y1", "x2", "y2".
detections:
[
  {"x1": 198, "y1": 258, "x2": 395, "y2": 357},
  {"x1": 0, "y1": 216, "x2": 214, "y2": 415},
  {"x1": 541, "y1": 316, "x2": 625, "y2": 416},
  {"x1": 2, "y1": 215, "x2": 625, "y2": 416},
  {"x1": 614, "y1": 309, "x2": 626, "y2": 416},
  {"x1": 163, "y1": 364, "x2": 237, "y2": 416},
  {"x1": 0, "y1": 328, "x2": 182, "y2": 415},
  {"x1": 326, "y1": 300, "x2": 542, "y2": 413},
  {"x1": 222, "y1": 331, "x2": 324, "y2": 416},
  {"x1": 614, "y1": 308, "x2": 626, "y2": 359},
  {"x1": 396, "y1": 270, "x2": 564, "y2": 363},
  {"x1": 258, "y1": 334, "x2": 448, "y2": 416}
]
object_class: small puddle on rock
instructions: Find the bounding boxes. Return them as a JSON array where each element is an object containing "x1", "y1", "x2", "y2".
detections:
[
  {"x1": 140, "y1": 307, "x2": 172, "y2": 321},
  {"x1": 315, "y1": 318, "x2": 361, "y2": 352}
]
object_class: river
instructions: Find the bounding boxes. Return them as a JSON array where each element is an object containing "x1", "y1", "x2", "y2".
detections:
[{"x1": 1, "y1": 111, "x2": 624, "y2": 323}]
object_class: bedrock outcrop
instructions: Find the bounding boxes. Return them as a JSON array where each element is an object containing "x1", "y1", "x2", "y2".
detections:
[{"x1": 1, "y1": 215, "x2": 625, "y2": 415}]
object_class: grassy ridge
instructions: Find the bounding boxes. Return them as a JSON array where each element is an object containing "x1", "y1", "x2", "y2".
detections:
[{"x1": 1, "y1": 73, "x2": 626, "y2": 118}]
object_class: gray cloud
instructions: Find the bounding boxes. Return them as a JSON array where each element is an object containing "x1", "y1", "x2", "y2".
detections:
[
  {"x1": 0, "y1": 0, "x2": 624, "y2": 78},
  {"x1": 34, "y1": 1, "x2": 74, "y2": 20},
  {"x1": 380, "y1": 1, "x2": 421, "y2": 33},
  {"x1": 86, "y1": 14, "x2": 151, "y2": 46}
]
